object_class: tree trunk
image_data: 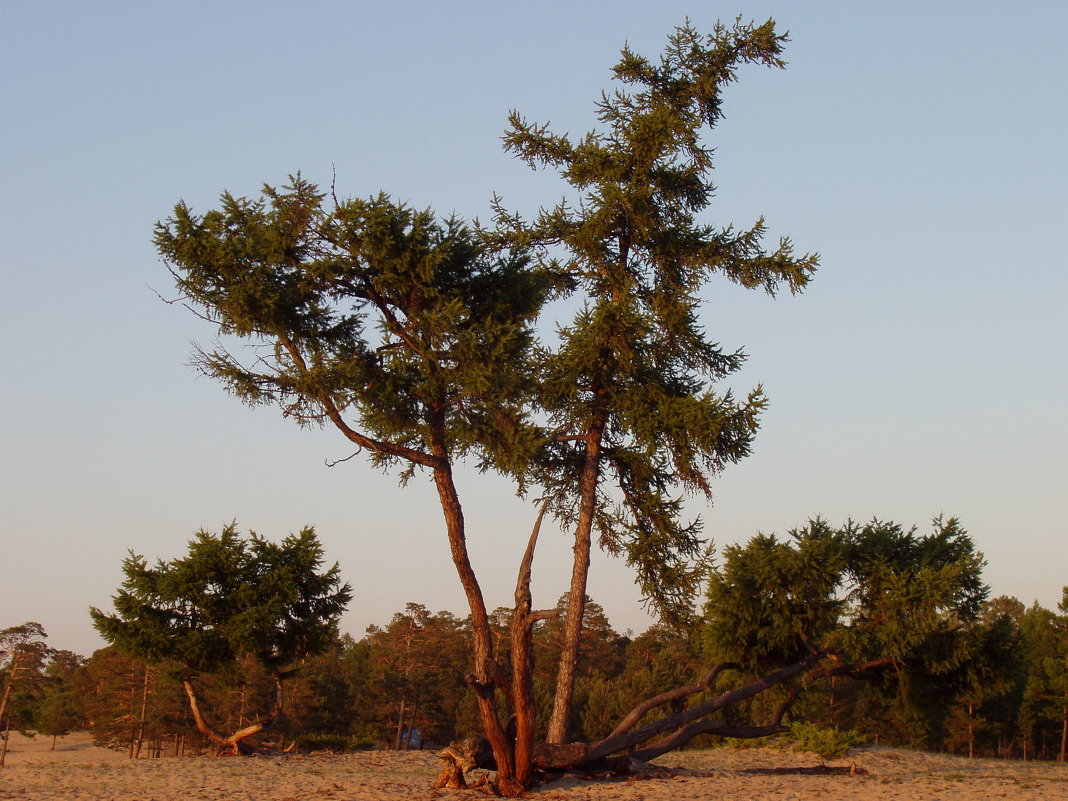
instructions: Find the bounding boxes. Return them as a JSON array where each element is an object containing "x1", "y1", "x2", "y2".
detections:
[
  {"x1": 133, "y1": 664, "x2": 150, "y2": 759},
  {"x1": 393, "y1": 699, "x2": 407, "y2": 751},
  {"x1": 968, "y1": 702, "x2": 974, "y2": 759},
  {"x1": 182, "y1": 672, "x2": 284, "y2": 756},
  {"x1": 1060, "y1": 705, "x2": 1067, "y2": 763},
  {"x1": 0, "y1": 652, "x2": 22, "y2": 729},
  {"x1": 509, "y1": 505, "x2": 552, "y2": 789},
  {"x1": 405, "y1": 690, "x2": 420, "y2": 751},
  {"x1": 547, "y1": 414, "x2": 605, "y2": 744},
  {"x1": 430, "y1": 505, "x2": 554, "y2": 796},
  {"x1": 437, "y1": 650, "x2": 839, "y2": 785},
  {"x1": 0, "y1": 712, "x2": 12, "y2": 767},
  {"x1": 428, "y1": 417, "x2": 521, "y2": 794}
]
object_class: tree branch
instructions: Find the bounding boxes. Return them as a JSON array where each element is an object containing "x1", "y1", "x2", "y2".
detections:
[
  {"x1": 274, "y1": 331, "x2": 442, "y2": 469},
  {"x1": 585, "y1": 653, "x2": 823, "y2": 762},
  {"x1": 601, "y1": 661, "x2": 739, "y2": 743}
]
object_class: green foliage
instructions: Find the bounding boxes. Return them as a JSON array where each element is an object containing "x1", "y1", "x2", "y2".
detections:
[
  {"x1": 156, "y1": 181, "x2": 550, "y2": 481},
  {"x1": 782, "y1": 722, "x2": 867, "y2": 758},
  {"x1": 35, "y1": 696, "x2": 79, "y2": 741},
  {"x1": 705, "y1": 519, "x2": 846, "y2": 669},
  {"x1": 90, "y1": 523, "x2": 351, "y2": 676},
  {"x1": 39, "y1": 586, "x2": 1068, "y2": 759},
  {"x1": 363, "y1": 603, "x2": 472, "y2": 748},
  {"x1": 575, "y1": 623, "x2": 702, "y2": 741},
  {"x1": 76, "y1": 647, "x2": 188, "y2": 752},
  {"x1": 704, "y1": 517, "x2": 993, "y2": 747},
  {"x1": 1014, "y1": 589, "x2": 1068, "y2": 759},
  {"x1": 716, "y1": 723, "x2": 867, "y2": 757},
  {"x1": 706, "y1": 517, "x2": 987, "y2": 673},
  {"x1": 1, "y1": 622, "x2": 53, "y2": 736},
  {"x1": 498, "y1": 19, "x2": 819, "y2": 624},
  {"x1": 284, "y1": 636, "x2": 377, "y2": 740}
]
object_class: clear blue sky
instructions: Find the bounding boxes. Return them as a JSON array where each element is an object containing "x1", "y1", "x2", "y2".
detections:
[{"x1": 3, "y1": 1, "x2": 1066, "y2": 656}]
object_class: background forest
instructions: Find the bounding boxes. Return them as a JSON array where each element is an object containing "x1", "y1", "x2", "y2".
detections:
[{"x1": 4, "y1": 575, "x2": 1067, "y2": 762}]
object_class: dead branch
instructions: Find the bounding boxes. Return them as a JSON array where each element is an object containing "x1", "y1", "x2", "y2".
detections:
[
  {"x1": 601, "y1": 660, "x2": 740, "y2": 744},
  {"x1": 585, "y1": 652, "x2": 824, "y2": 762}
]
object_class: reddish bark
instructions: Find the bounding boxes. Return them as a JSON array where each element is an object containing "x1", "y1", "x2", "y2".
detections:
[{"x1": 182, "y1": 672, "x2": 284, "y2": 756}]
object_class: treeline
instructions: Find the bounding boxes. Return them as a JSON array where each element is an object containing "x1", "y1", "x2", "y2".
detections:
[{"x1": 3, "y1": 588, "x2": 1067, "y2": 760}]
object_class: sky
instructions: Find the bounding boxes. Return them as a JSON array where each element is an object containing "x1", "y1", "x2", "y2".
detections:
[{"x1": 3, "y1": 1, "x2": 1066, "y2": 657}]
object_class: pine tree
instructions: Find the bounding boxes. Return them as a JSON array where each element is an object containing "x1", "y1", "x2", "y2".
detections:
[
  {"x1": 702, "y1": 517, "x2": 994, "y2": 748},
  {"x1": 91, "y1": 524, "x2": 351, "y2": 754},
  {"x1": 495, "y1": 18, "x2": 817, "y2": 743},
  {"x1": 0, "y1": 622, "x2": 52, "y2": 767},
  {"x1": 156, "y1": 20, "x2": 828, "y2": 794},
  {"x1": 157, "y1": 183, "x2": 549, "y2": 791},
  {"x1": 35, "y1": 651, "x2": 86, "y2": 750}
]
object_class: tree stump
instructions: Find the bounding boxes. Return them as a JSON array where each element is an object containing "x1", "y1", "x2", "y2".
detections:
[{"x1": 433, "y1": 737, "x2": 496, "y2": 789}]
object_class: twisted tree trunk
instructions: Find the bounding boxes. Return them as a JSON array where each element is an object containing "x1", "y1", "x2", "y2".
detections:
[
  {"x1": 432, "y1": 506, "x2": 555, "y2": 795},
  {"x1": 182, "y1": 670, "x2": 284, "y2": 756}
]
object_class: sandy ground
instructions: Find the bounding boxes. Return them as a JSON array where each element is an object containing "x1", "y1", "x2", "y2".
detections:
[{"x1": 1, "y1": 732, "x2": 1066, "y2": 800}]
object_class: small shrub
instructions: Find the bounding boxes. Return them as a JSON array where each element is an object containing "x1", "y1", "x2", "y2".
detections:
[
  {"x1": 347, "y1": 734, "x2": 376, "y2": 751},
  {"x1": 783, "y1": 722, "x2": 867, "y2": 758}
]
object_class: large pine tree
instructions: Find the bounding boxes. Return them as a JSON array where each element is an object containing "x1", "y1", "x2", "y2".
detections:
[
  {"x1": 496, "y1": 18, "x2": 817, "y2": 743},
  {"x1": 154, "y1": 20, "x2": 825, "y2": 794}
]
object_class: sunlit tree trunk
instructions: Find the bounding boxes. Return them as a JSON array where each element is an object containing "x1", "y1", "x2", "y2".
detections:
[
  {"x1": 132, "y1": 665, "x2": 150, "y2": 759},
  {"x1": 548, "y1": 415, "x2": 604, "y2": 744},
  {"x1": 393, "y1": 699, "x2": 407, "y2": 751}
]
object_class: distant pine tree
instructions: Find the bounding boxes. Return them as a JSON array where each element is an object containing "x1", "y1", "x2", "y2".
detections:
[{"x1": 91, "y1": 524, "x2": 351, "y2": 754}]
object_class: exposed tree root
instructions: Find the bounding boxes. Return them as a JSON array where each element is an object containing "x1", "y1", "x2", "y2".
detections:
[
  {"x1": 743, "y1": 763, "x2": 868, "y2": 776},
  {"x1": 437, "y1": 735, "x2": 871, "y2": 790}
]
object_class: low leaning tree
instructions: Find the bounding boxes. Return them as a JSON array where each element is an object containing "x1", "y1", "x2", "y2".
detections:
[
  {"x1": 697, "y1": 517, "x2": 996, "y2": 749},
  {"x1": 91, "y1": 524, "x2": 351, "y2": 754}
]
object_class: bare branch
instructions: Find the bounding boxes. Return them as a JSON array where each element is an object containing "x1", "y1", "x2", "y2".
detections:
[
  {"x1": 324, "y1": 450, "x2": 362, "y2": 468},
  {"x1": 330, "y1": 163, "x2": 341, "y2": 212},
  {"x1": 514, "y1": 502, "x2": 549, "y2": 612},
  {"x1": 601, "y1": 661, "x2": 739, "y2": 743},
  {"x1": 585, "y1": 653, "x2": 824, "y2": 762}
]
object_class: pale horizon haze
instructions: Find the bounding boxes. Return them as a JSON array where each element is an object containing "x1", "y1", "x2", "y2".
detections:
[{"x1": 2, "y1": 1, "x2": 1066, "y2": 656}]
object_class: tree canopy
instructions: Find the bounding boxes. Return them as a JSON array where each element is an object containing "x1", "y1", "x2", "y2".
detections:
[
  {"x1": 706, "y1": 517, "x2": 987, "y2": 671},
  {"x1": 702, "y1": 517, "x2": 1004, "y2": 746},
  {"x1": 153, "y1": 17, "x2": 827, "y2": 794},
  {"x1": 0, "y1": 622, "x2": 54, "y2": 765},
  {"x1": 91, "y1": 523, "x2": 351, "y2": 753},
  {"x1": 92, "y1": 524, "x2": 350, "y2": 674},
  {"x1": 156, "y1": 185, "x2": 549, "y2": 479}
]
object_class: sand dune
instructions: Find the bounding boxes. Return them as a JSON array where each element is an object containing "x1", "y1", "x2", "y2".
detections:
[{"x1": 1, "y1": 732, "x2": 1065, "y2": 800}]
